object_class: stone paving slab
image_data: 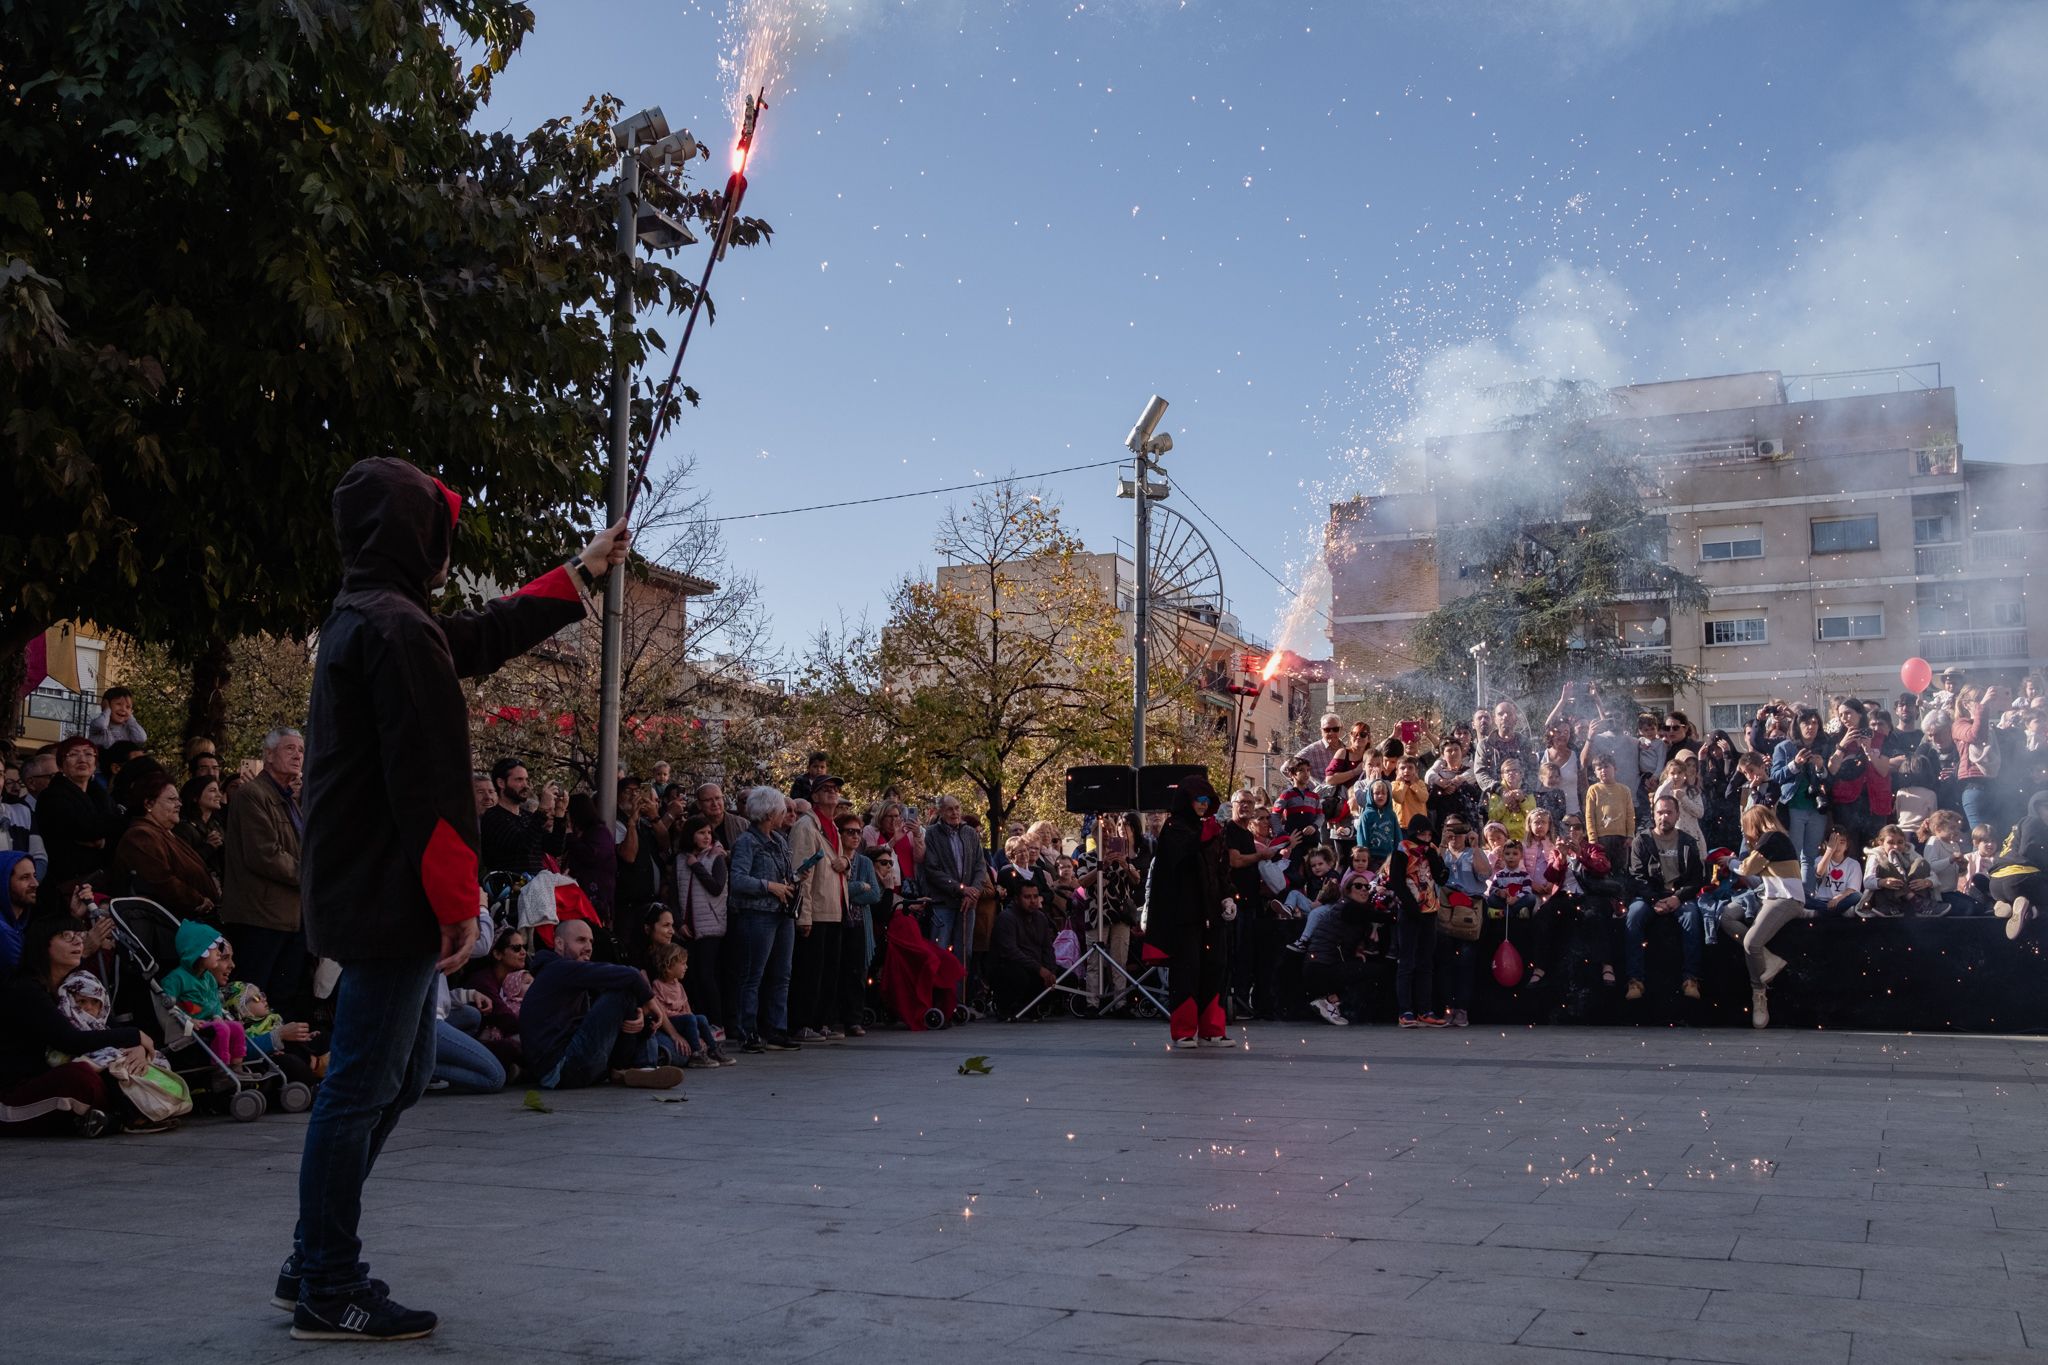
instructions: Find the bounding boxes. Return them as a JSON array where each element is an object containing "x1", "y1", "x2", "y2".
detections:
[{"x1": 4, "y1": 1021, "x2": 2048, "y2": 1363}]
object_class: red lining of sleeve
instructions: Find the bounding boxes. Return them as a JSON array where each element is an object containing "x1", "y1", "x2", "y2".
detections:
[
  {"x1": 512, "y1": 564, "x2": 581, "y2": 603},
  {"x1": 422, "y1": 817, "x2": 480, "y2": 926}
]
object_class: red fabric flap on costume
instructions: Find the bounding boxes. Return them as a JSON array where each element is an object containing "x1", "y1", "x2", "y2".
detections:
[
  {"x1": 512, "y1": 565, "x2": 581, "y2": 603},
  {"x1": 422, "y1": 818, "x2": 480, "y2": 926}
]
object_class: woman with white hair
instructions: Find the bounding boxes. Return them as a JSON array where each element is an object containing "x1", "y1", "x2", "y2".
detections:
[{"x1": 727, "y1": 786, "x2": 800, "y2": 1053}]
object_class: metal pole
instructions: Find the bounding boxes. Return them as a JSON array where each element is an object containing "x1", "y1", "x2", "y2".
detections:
[
  {"x1": 597, "y1": 154, "x2": 637, "y2": 827},
  {"x1": 1131, "y1": 449, "x2": 1151, "y2": 775}
]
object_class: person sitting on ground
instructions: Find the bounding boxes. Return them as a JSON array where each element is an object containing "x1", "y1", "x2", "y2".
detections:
[
  {"x1": 462, "y1": 926, "x2": 533, "y2": 1060},
  {"x1": 160, "y1": 920, "x2": 249, "y2": 1064},
  {"x1": 1623, "y1": 795, "x2": 1706, "y2": 1003},
  {"x1": 0, "y1": 849, "x2": 38, "y2": 973},
  {"x1": 518, "y1": 919, "x2": 680, "y2": 1090},
  {"x1": 647, "y1": 941, "x2": 732, "y2": 1067},
  {"x1": 0, "y1": 916, "x2": 166, "y2": 1134},
  {"x1": 991, "y1": 873, "x2": 1059, "y2": 1018},
  {"x1": 1807, "y1": 828, "x2": 1863, "y2": 915},
  {"x1": 1860, "y1": 824, "x2": 1934, "y2": 918},
  {"x1": 1720, "y1": 805, "x2": 1804, "y2": 1030},
  {"x1": 115, "y1": 772, "x2": 221, "y2": 921}
]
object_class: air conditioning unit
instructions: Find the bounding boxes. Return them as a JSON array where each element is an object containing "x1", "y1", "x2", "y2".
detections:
[{"x1": 1755, "y1": 438, "x2": 1785, "y2": 459}]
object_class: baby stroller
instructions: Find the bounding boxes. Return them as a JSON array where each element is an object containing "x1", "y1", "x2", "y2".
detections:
[{"x1": 107, "y1": 898, "x2": 310, "y2": 1123}]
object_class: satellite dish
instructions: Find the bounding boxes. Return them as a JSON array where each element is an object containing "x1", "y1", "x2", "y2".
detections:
[{"x1": 1142, "y1": 504, "x2": 1224, "y2": 696}]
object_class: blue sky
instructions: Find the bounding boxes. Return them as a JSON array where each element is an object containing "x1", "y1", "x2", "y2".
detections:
[{"x1": 480, "y1": 0, "x2": 2047, "y2": 661}]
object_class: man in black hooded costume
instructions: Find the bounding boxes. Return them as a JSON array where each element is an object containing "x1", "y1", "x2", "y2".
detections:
[
  {"x1": 282, "y1": 457, "x2": 625, "y2": 1341},
  {"x1": 1149, "y1": 775, "x2": 1234, "y2": 1047}
]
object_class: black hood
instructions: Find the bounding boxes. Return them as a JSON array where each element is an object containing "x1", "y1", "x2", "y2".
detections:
[
  {"x1": 1167, "y1": 775, "x2": 1219, "y2": 826},
  {"x1": 333, "y1": 457, "x2": 459, "y2": 603}
]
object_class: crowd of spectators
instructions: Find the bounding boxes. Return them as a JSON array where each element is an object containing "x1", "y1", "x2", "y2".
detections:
[
  {"x1": 6, "y1": 663, "x2": 2045, "y2": 1134},
  {"x1": 1173, "y1": 669, "x2": 2048, "y2": 1032}
]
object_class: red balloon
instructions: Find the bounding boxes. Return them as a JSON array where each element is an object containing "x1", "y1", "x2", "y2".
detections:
[
  {"x1": 1900, "y1": 656, "x2": 1933, "y2": 694},
  {"x1": 1492, "y1": 938, "x2": 1525, "y2": 988}
]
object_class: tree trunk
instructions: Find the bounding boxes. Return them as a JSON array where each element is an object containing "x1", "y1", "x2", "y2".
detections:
[
  {"x1": 183, "y1": 635, "x2": 234, "y2": 754},
  {"x1": 0, "y1": 614, "x2": 51, "y2": 743}
]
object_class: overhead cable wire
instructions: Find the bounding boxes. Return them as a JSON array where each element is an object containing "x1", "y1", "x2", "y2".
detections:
[{"x1": 706, "y1": 458, "x2": 1126, "y2": 523}]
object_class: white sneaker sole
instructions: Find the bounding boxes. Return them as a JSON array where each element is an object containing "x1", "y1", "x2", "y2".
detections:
[
  {"x1": 2008, "y1": 899, "x2": 2034, "y2": 941},
  {"x1": 1760, "y1": 951, "x2": 1789, "y2": 985},
  {"x1": 290, "y1": 1325, "x2": 436, "y2": 1342}
]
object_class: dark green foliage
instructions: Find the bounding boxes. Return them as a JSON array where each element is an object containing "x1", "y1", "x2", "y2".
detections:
[{"x1": 1, "y1": 0, "x2": 769, "y2": 672}]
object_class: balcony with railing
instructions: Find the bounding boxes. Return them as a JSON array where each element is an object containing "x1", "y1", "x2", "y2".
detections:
[
  {"x1": 1914, "y1": 543, "x2": 1965, "y2": 576},
  {"x1": 1917, "y1": 628, "x2": 2030, "y2": 664},
  {"x1": 1971, "y1": 528, "x2": 2044, "y2": 570},
  {"x1": 19, "y1": 685, "x2": 96, "y2": 737}
]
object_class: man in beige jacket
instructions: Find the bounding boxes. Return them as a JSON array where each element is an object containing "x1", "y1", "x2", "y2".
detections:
[{"x1": 222, "y1": 727, "x2": 307, "y2": 1003}]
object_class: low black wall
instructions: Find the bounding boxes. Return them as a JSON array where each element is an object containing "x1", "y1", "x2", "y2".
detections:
[{"x1": 1462, "y1": 913, "x2": 2048, "y2": 1033}]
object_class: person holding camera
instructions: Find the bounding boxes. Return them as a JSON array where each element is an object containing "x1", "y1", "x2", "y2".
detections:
[{"x1": 1770, "y1": 708, "x2": 1832, "y2": 886}]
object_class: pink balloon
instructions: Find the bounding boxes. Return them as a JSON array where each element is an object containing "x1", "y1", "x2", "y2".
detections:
[{"x1": 1900, "y1": 657, "x2": 1933, "y2": 694}]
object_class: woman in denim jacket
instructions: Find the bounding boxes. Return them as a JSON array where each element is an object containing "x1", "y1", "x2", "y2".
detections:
[{"x1": 727, "y1": 788, "x2": 799, "y2": 1052}]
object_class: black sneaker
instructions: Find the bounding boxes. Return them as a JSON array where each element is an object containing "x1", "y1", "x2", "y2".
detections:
[
  {"x1": 761, "y1": 1033, "x2": 800, "y2": 1051},
  {"x1": 271, "y1": 1256, "x2": 388, "y2": 1312},
  {"x1": 740, "y1": 1038, "x2": 768, "y2": 1054},
  {"x1": 291, "y1": 1287, "x2": 437, "y2": 1341}
]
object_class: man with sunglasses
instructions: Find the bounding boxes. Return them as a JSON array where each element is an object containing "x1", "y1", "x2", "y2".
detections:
[{"x1": 1293, "y1": 714, "x2": 1346, "y2": 786}]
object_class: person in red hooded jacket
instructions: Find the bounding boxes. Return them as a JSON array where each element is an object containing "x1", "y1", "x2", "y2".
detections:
[{"x1": 281, "y1": 458, "x2": 626, "y2": 1343}]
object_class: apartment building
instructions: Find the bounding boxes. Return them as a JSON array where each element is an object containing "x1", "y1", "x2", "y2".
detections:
[{"x1": 1326, "y1": 369, "x2": 2045, "y2": 739}]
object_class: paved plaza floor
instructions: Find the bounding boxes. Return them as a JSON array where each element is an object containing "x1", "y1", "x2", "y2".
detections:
[{"x1": 8, "y1": 1021, "x2": 2048, "y2": 1364}]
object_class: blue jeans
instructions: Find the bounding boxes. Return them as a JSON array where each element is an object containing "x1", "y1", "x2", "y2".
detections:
[
  {"x1": 293, "y1": 953, "x2": 440, "y2": 1298},
  {"x1": 543, "y1": 990, "x2": 657, "y2": 1089},
  {"x1": 732, "y1": 908, "x2": 795, "y2": 1040},
  {"x1": 432, "y1": 1019, "x2": 505, "y2": 1094},
  {"x1": 1806, "y1": 889, "x2": 1861, "y2": 916},
  {"x1": 1787, "y1": 806, "x2": 1827, "y2": 887},
  {"x1": 929, "y1": 900, "x2": 977, "y2": 968},
  {"x1": 1959, "y1": 780, "x2": 1992, "y2": 835},
  {"x1": 1624, "y1": 898, "x2": 1704, "y2": 985},
  {"x1": 656, "y1": 1013, "x2": 716, "y2": 1062}
]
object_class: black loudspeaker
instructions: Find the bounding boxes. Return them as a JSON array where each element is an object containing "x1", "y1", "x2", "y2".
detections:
[
  {"x1": 1137, "y1": 763, "x2": 1209, "y2": 810},
  {"x1": 1065, "y1": 765, "x2": 1136, "y2": 815}
]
